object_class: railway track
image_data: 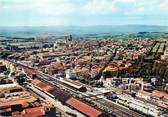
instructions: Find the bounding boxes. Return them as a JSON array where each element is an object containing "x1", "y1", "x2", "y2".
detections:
[
  {"x1": 26, "y1": 85, "x2": 69, "y2": 117},
  {"x1": 14, "y1": 62, "x2": 146, "y2": 117},
  {"x1": 96, "y1": 100, "x2": 131, "y2": 117},
  {"x1": 97, "y1": 99, "x2": 146, "y2": 117}
]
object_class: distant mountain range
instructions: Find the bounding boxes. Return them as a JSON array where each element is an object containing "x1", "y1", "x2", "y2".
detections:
[{"x1": 0, "y1": 25, "x2": 168, "y2": 38}]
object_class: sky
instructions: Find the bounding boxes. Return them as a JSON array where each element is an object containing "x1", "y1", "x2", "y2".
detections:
[{"x1": 0, "y1": 0, "x2": 168, "y2": 26}]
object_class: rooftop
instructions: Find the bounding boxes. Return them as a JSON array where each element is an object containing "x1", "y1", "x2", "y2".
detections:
[
  {"x1": 12, "y1": 106, "x2": 45, "y2": 117},
  {"x1": 32, "y1": 79, "x2": 54, "y2": 92},
  {"x1": 66, "y1": 97, "x2": 102, "y2": 117}
]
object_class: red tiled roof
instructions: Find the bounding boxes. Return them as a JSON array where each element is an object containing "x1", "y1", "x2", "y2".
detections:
[
  {"x1": 66, "y1": 97, "x2": 102, "y2": 117},
  {"x1": 164, "y1": 95, "x2": 168, "y2": 102},
  {"x1": 138, "y1": 90, "x2": 151, "y2": 96},
  {"x1": 152, "y1": 90, "x2": 166, "y2": 98},
  {"x1": 48, "y1": 63, "x2": 64, "y2": 73},
  {"x1": 0, "y1": 96, "x2": 37, "y2": 108},
  {"x1": 32, "y1": 79, "x2": 54, "y2": 92},
  {"x1": 146, "y1": 90, "x2": 168, "y2": 102},
  {"x1": 12, "y1": 106, "x2": 45, "y2": 117},
  {"x1": 24, "y1": 68, "x2": 36, "y2": 78},
  {"x1": 32, "y1": 79, "x2": 41, "y2": 85}
]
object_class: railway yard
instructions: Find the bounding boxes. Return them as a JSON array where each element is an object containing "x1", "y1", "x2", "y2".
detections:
[{"x1": 1, "y1": 37, "x2": 168, "y2": 117}]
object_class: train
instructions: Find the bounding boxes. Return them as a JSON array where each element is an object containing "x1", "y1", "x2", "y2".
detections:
[{"x1": 117, "y1": 95, "x2": 164, "y2": 117}]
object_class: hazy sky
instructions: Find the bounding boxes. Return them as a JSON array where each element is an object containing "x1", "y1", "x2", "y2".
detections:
[{"x1": 0, "y1": 0, "x2": 168, "y2": 26}]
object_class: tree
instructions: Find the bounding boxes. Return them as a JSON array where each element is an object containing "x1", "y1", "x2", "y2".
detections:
[
  {"x1": 95, "y1": 81, "x2": 103, "y2": 87},
  {"x1": 79, "y1": 76, "x2": 88, "y2": 84}
]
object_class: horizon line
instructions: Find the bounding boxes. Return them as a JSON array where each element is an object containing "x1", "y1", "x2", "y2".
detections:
[{"x1": 0, "y1": 24, "x2": 168, "y2": 27}]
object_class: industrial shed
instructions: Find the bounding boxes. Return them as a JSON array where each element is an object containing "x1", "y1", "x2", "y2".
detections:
[
  {"x1": 48, "y1": 88, "x2": 71, "y2": 103},
  {"x1": 66, "y1": 97, "x2": 103, "y2": 117},
  {"x1": 32, "y1": 79, "x2": 54, "y2": 92}
]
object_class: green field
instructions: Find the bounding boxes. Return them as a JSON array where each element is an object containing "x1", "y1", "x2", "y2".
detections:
[
  {"x1": 152, "y1": 43, "x2": 160, "y2": 53},
  {"x1": 158, "y1": 43, "x2": 165, "y2": 53}
]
